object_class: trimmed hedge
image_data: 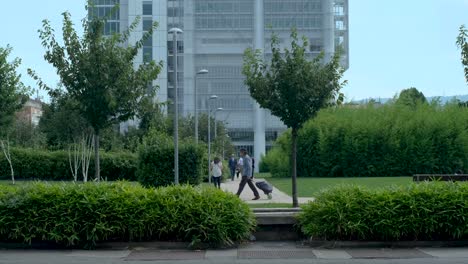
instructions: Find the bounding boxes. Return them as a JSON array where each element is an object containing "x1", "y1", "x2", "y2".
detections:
[
  {"x1": 264, "y1": 104, "x2": 468, "y2": 177},
  {"x1": 0, "y1": 148, "x2": 137, "y2": 181},
  {"x1": 137, "y1": 132, "x2": 204, "y2": 187},
  {"x1": 0, "y1": 182, "x2": 255, "y2": 248},
  {"x1": 298, "y1": 182, "x2": 468, "y2": 241}
]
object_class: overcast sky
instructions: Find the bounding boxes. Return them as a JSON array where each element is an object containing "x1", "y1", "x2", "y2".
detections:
[{"x1": 1, "y1": 0, "x2": 467, "y2": 102}]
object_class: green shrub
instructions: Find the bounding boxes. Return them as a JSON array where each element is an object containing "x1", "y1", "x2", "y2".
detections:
[
  {"x1": 298, "y1": 182, "x2": 468, "y2": 241},
  {"x1": 263, "y1": 104, "x2": 468, "y2": 177},
  {"x1": 0, "y1": 148, "x2": 137, "y2": 181},
  {"x1": 0, "y1": 182, "x2": 255, "y2": 248},
  {"x1": 137, "y1": 132, "x2": 204, "y2": 187}
]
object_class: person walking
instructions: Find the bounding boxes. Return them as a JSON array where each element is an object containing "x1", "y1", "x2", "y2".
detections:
[
  {"x1": 210, "y1": 157, "x2": 223, "y2": 189},
  {"x1": 228, "y1": 154, "x2": 237, "y2": 181},
  {"x1": 236, "y1": 155, "x2": 243, "y2": 179},
  {"x1": 236, "y1": 149, "x2": 260, "y2": 200},
  {"x1": 251, "y1": 157, "x2": 255, "y2": 179}
]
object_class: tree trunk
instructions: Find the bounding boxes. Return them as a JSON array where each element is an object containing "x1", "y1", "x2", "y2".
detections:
[
  {"x1": 94, "y1": 132, "x2": 100, "y2": 182},
  {"x1": 291, "y1": 127, "x2": 299, "y2": 207}
]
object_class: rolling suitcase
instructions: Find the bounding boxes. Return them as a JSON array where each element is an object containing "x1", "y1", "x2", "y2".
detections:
[{"x1": 255, "y1": 181, "x2": 273, "y2": 199}]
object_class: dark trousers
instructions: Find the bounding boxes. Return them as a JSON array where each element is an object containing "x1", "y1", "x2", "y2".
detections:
[
  {"x1": 212, "y1": 176, "x2": 221, "y2": 189},
  {"x1": 230, "y1": 168, "x2": 236, "y2": 180},
  {"x1": 236, "y1": 176, "x2": 259, "y2": 197}
]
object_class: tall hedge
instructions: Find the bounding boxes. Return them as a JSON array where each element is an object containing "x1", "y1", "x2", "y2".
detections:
[
  {"x1": 0, "y1": 182, "x2": 255, "y2": 248},
  {"x1": 298, "y1": 183, "x2": 468, "y2": 241},
  {"x1": 0, "y1": 148, "x2": 137, "y2": 181},
  {"x1": 137, "y1": 132, "x2": 205, "y2": 187},
  {"x1": 263, "y1": 104, "x2": 468, "y2": 177}
]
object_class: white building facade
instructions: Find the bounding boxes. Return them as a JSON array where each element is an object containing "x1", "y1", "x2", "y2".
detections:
[{"x1": 91, "y1": 0, "x2": 349, "y2": 170}]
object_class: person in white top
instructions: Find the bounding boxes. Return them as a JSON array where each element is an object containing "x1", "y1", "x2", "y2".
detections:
[
  {"x1": 210, "y1": 157, "x2": 223, "y2": 189},
  {"x1": 236, "y1": 157, "x2": 243, "y2": 179}
]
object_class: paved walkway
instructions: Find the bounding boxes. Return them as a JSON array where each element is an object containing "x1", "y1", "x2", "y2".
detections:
[
  {"x1": 3, "y1": 242, "x2": 468, "y2": 263},
  {"x1": 221, "y1": 177, "x2": 315, "y2": 204}
]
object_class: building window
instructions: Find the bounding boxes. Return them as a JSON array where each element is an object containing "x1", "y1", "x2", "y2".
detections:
[
  {"x1": 143, "y1": 1, "x2": 152, "y2": 16},
  {"x1": 143, "y1": 18, "x2": 153, "y2": 31},
  {"x1": 143, "y1": 47, "x2": 152, "y2": 63}
]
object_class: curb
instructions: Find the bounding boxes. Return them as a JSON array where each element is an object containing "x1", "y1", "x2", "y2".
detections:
[{"x1": 305, "y1": 239, "x2": 468, "y2": 249}]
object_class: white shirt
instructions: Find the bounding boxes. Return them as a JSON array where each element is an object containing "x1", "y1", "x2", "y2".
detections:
[
  {"x1": 237, "y1": 157, "x2": 243, "y2": 166},
  {"x1": 211, "y1": 161, "x2": 223, "y2": 177}
]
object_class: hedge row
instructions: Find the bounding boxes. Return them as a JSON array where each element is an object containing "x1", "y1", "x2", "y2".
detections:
[
  {"x1": 0, "y1": 182, "x2": 255, "y2": 248},
  {"x1": 0, "y1": 148, "x2": 137, "y2": 181},
  {"x1": 298, "y1": 182, "x2": 468, "y2": 241},
  {"x1": 263, "y1": 104, "x2": 468, "y2": 177}
]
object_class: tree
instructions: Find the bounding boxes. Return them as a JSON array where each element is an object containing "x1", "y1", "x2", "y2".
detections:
[
  {"x1": 0, "y1": 45, "x2": 29, "y2": 185},
  {"x1": 395, "y1": 87, "x2": 427, "y2": 108},
  {"x1": 457, "y1": 25, "x2": 468, "y2": 83},
  {"x1": 29, "y1": 8, "x2": 162, "y2": 180},
  {"x1": 242, "y1": 30, "x2": 346, "y2": 207}
]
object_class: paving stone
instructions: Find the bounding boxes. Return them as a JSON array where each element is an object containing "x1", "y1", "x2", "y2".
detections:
[
  {"x1": 125, "y1": 250, "x2": 205, "y2": 261},
  {"x1": 205, "y1": 249, "x2": 237, "y2": 259},
  {"x1": 419, "y1": 248, "x2": 468, "y2": 258},
  {"x1": 67, "y1": 250, "x2": 130, "y2": 258},
  {"x1": 346, "y1": 248, "x2": 434, "y2": 259},
  {"x1": 312, "y1": 249, "x2": 352, "y2": 259}
]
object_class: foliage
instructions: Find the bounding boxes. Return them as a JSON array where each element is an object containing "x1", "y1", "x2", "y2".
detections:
[
  {"x1": 298, "y1": 182, "x2": 468, "y2": 241},
  {"x1": 263, "y1": 103, "x2": 468, "y2": 177},
  {"x1": 29, "y1": 8, "x2": 162, "y2": 179},
  {"x1": 243, "y1": 29, "x2": 346, "y2": 206},
  {"x1": 137, "y1": 130, "x2": 205, "y2": 187},
  {"x1": 0, "y1": 45, "x2": 28, "y2": 136},
  {"x1": 0, "y1": 182, "x2": 256, "y2": 248},
  {"x1": 8, "y1": 119, "x2": 47, "y2": 149},
  {"x1": 457, "y1": 24, "x2": 468, "y2": 83},
  {"x1": 395, "y1": 87, "x2": 427, "y2": 108},
  {"x1": 0, "y1": 148, "x2": 137, "y2": 181}
]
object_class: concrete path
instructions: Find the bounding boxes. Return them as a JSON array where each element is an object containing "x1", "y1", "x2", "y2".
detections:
[
  {"x1": 221, "y1": 177, "x2": 314, "y2": 204},
  {"x1": 3, "y1": 242, "x2": 468, "y2": 263}
]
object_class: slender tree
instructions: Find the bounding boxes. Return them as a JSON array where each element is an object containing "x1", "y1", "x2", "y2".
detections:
[
  {"x1": 0, "y1": 45, "x2": 29, "y2": 184},
  {"x1": 243, "y1": 30, "x2": 346, "y2": 207},
  {"x1": 29, "y1": 7, "x2": 162, "y2": 180},
  {"x1": 396, "y1": 87, "x2": 427, "y2": 108},
  {"x1": 457, "y1": 25, "x2": 468, "y2": 84}
]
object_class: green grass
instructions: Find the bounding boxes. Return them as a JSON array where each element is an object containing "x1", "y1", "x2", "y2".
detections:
[{"x1": 267, "y1": 176, "x2": 413, "y2": 197}]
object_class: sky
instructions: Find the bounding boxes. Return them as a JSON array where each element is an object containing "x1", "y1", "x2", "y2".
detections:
[{"x1": 0, "y1": 0, "x2": 467, "y2": 102}]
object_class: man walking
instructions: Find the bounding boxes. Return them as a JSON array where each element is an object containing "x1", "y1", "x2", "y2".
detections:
[
  {"x1": 236, "y1": 149, "x2": 260, "y2": 200},
  {"x1": 228, "y1": 154, "x2": 237, "y2": 181}
]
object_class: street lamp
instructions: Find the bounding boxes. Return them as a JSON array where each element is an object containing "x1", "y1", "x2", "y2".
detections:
[
  {"x1": 169, "y1": 27, "x2": 183, "y2": 185},
  {"x1": 194, "y1": 69, "x2": 208, "y2": 144},
  {"x1": 207, "y1": 95, "x2": 218, "y2": 183},
  {"x1": 214, "y1": 107, "x2": 223, "y2": 139}
]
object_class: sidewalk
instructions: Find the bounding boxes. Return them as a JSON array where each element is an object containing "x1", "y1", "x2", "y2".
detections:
[
  {"x1": 221, "y1": 177, "x2": 315, "y2": 204},
  {"x1": 3, "y1": 242, "x2": 468, "y2": 263}
]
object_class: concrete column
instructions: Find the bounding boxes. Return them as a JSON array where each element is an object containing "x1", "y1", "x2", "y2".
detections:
[
  {"x1": 322, "y1": 0, "x2": 335, "y2": 63},
  {"x1": 253, "y1": 0, "x2": 265, "y2": 172}
]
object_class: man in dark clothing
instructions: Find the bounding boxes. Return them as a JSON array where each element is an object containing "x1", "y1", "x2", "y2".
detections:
[
  {"x1": 236, "y1": 149, "x2": 260, "y2": 200},
  {"x1": 228, "y1": 154, "x2": 237, "y2": 181},
  {"x1": 251, "y1": 157, "x2": 255, "y2": 178}
]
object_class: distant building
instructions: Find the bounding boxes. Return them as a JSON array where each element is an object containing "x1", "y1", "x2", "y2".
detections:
[
  {"x1": 90, "y1": 0, "x2": 349, "y2": 170},
  {"x1": 16, "y1": 99, "x2": 43, "y2": 126}
]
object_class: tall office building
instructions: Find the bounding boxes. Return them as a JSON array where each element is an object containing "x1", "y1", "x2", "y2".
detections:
[{"x1": 90, "y1": 0, "x2": 349, "y2": 170}]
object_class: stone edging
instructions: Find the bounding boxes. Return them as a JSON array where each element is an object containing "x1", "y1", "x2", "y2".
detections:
[{"x1": 305, "y1": 239, "x2": 468, "y2": 248}]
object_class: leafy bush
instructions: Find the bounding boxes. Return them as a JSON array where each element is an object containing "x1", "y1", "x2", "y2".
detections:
[
  {"x1": 0, "y1": 182, "x2": 255, "y2": 248},
  {"x1": 137, "y1": 131, "x2": 204, "y2": 187},
  {"x1": 263, "y1": 104, "x2": 468, "y2": 177},
  {"x1": 0, "y1": 148, "x2": 137, "y2": 181},
  {"x1": 298, "y1": 182, "x2": 468, "y2": 241}
]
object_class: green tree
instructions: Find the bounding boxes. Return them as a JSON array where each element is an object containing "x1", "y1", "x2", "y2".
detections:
[
  {"x1": 0, "y1": 46, "x2": 28, "y2": 136},
  {"x1": 29, "y1": 8, "x2": 162, "y2": 180},
  {"x1": 395, "y1": 87, "x2": 427, "y2": 108},
  {"x1": 457, "y1": 24, "x2": 468, "y2": 83},
  {"x1": 242, "y1": 30, "x2": 346, "y2": 207}
]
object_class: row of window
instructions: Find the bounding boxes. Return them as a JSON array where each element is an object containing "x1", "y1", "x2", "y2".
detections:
[
  {"x1": 91, "y1": 0, "x2": 119, "y2": 6},
  {"x1": 264, "y1": 15, "x2": 322, "y2": 29},
  {"x1": 195, "y1": 1, "x2": 254, "y2": 14},
  {"x1": 264, "y1": 0, "x2": 322, "y2": 13},
  {"x1": 201, "y1": 38, "x2": 252, "y2": 44},
  {"x1": 195, "y1": 15, "x2": 253, "y2": 30}
]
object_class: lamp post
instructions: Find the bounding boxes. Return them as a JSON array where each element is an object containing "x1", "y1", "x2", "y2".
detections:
[
  {"x1": 214, "y1": 107, "x2": 223, "y2": 139},
  {"x1": 207, "y1": 95, "x2": 218, "y2": 183},
  {"x1": 169, "y1": 27, "x2": 183, "y2": 185},
  {"x1": 194, "y1": 69, "x2": 208, "y2": 144}
]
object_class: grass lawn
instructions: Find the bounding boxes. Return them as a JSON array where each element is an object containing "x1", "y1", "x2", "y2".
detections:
[{"x1": 267, "y1": 176, "x2": 413, "y2": 197}]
